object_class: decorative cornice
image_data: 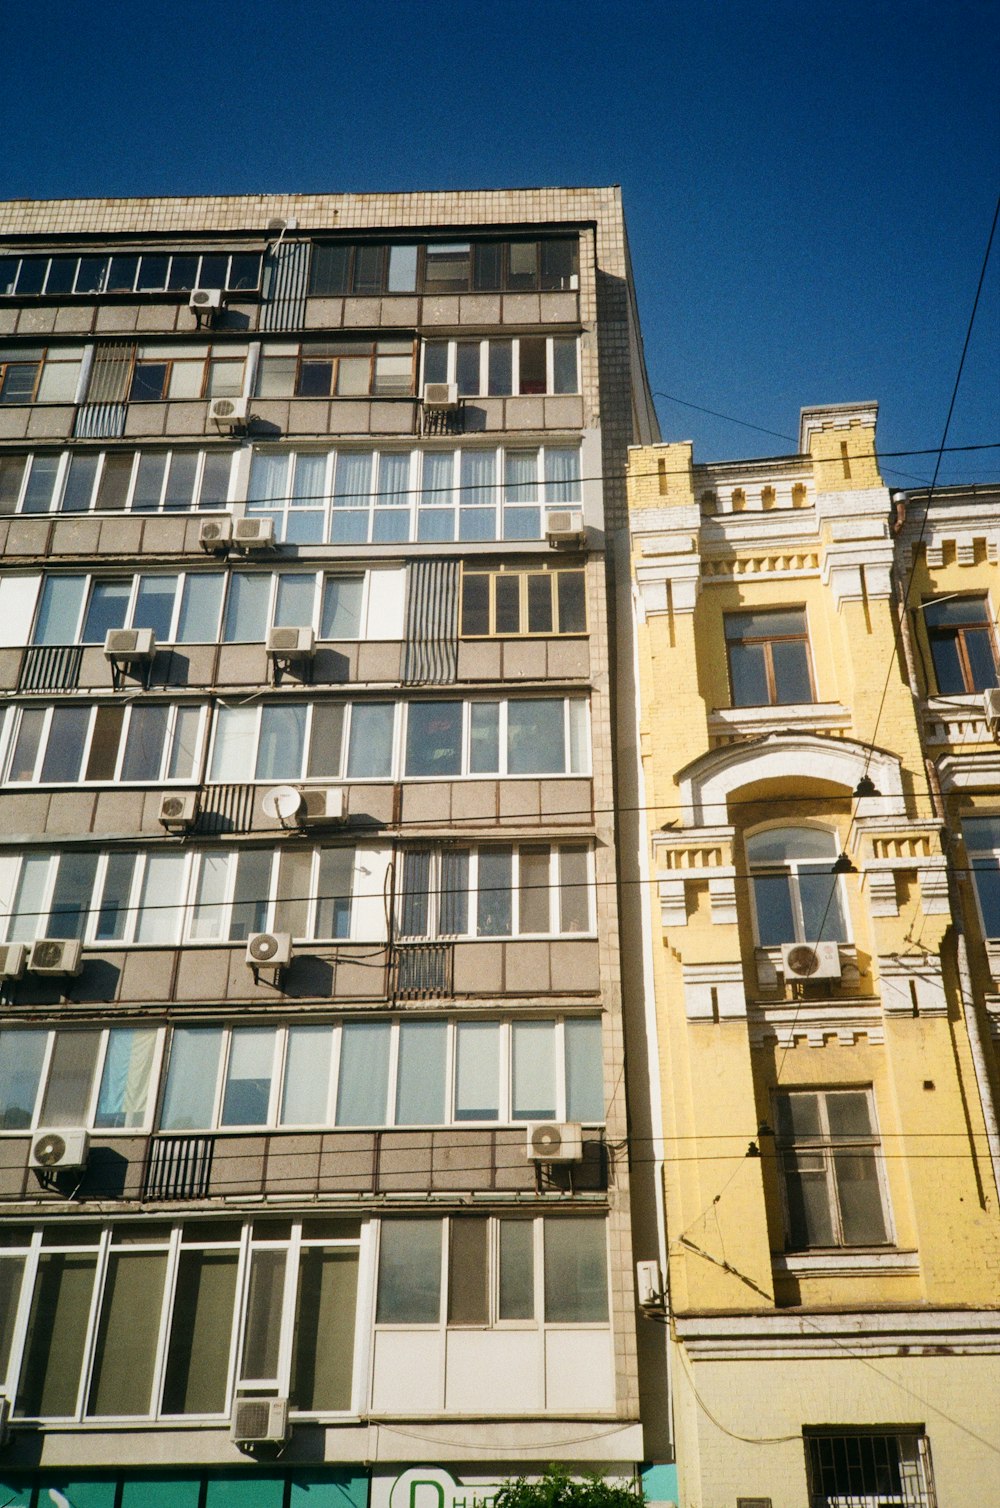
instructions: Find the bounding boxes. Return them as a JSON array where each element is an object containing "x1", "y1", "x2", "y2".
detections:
[
  {"x1": 708, "y1": 702, "x2": 851, "y2": 739},
  {"x1": 749, "y1": 996, "x2": 884, "y2": 1048},
  {"x1": 877, "y1": 952, "x2": 948, "y2": 1016},
  {"x1": 937, "y1": 748, "x2": 1000, "y2": 791},
  {"x1": 799, "y1": 402, "x2": 879, "y2": 452},
  {"x1": 773, "y1": 1248, "x2": 920, "y2": 1279},
  {"x1": 681, "y1": 960, "x2": 747, "y2": 1020},
  {"x1": 674, "y1": 1306, "x2": 1000, "y2": 1360}
]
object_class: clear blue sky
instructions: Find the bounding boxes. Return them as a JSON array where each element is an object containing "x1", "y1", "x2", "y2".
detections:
[{"x1": 4, "y1": 0, "x2": 997, "y2": 487}]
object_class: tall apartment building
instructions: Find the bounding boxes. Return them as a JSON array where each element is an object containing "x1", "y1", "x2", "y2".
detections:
[
  {"x1": 627, "y1": 407, "x2": 1000, "y2": 1508},
  {"x1": 0, "y1": 188, "x2": 664, "y2": 1508}
]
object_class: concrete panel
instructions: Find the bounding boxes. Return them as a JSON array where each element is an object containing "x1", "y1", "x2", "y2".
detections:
[
  {"x1": 288, "y1": 400, "x2": 332, "y2": 435},
  {"x1": 380, "y1": 297, "x2": 419, "y2": 326},
  {"x1": 264, "y1": 1135, "x2": 322, "y2": 1196},
  {"x1": 167, "y1": 644, "x2": 215, "y2": 686},
  {"x1": 378, "y1": 1132, "x2": 433, "y2": 1191},
  {"x1": 95, "y1": 305, "x2": 140, "y2": 332},
  {"x1": 215, "y1": 643, "x2": 268, "y2": 685},
  {"x1": 309, "y1": 645, "x2": 352, "y2": 684},
  {"x1": 545, "y1": 1330, "x2": 615, "y2": 1411},
  {"x1": 97, "y1": 516, "x2": 144, "y2": 556},
  {"x1": 212, "y1": 1136, "x2": 266, "y2": 1196},
  {"x1": 421, "y1": 296, "x2": 460, "y2": 325},
  {"x1": 79, "y1": 647, "x2": 116, "y2": 689},
  {"x1": 461, "y1": 399, "x2": 502, "y2": 433},
  {"x1": 45, "y1": 790, "x2": 98, "y2": 834},
  {"x1": 93, "y1": 788, "x2": 147, "y2": 835},
  {"x1": 0, "y1": 648, "x2": 22, "y2": 689},
  {"x1": 0, "y1": 409, "x2": 30, "y2": 440},
  {"x1": 81, "y1": 1138, "x2": 146, "y2": 1200},
  {"x1": 249, "y1": 400, "x2": 290, "y2": 433},
  {"x1": 118, "y1": 950, "x2": 176, "y2": 1003},
  {"x1": 503, "y1": 941, "x2": 551, "y2": 994},
  {"x1": 446, "y1": 1331, "x2": 543, "y2": 1413},
  {"x1": 16, "y1": 307, "x2": 57, "y2": 335},
  {"x1": 140, "y1": 516, "x2": 188, "y2": 553},
  {"x1": 539, "y1": 778, "x2": 592, "y2": 823},
  {"x1": 543, "y1": 396, "x2": 585, "y2": 430},
  {"x1": 136, "y1": 304, "x2": 180, "y2": 332},
  {"x1": 4, "y1": 518, "x2": 51, "y2": 556},
  {"x1": 0, "y1": 309, "x2": 16, "y2": 335},
  {"x1": 124, "y1": 404, "x2": 169, "y2": 437},
  {"x1": 549, "y1": 939, "x2": 600, "y2": 993},
  {"x1": 346, "y1": 783, "x2": 394, "y2": 826},
  {"x1": 369, "y1": 402, "x2": 415, "y2": 434},
  {"x1": 459, "y1": 294, "x2": 502, "y2": 325},
  {"x1": 498, "y1": 781, "x2": 540, "y2": 821},
  {"x1": 0, "y1": 1137, "x2": 29, "y2": 1200},
  {"x1": 355, "y1": 641, "x2": 401, "y2": 682},
  {"x1": 26, "y1": 407, "x2": 75, "y2": 439},
  {"x1": 53, "y1": 305, "x2": 96, "y2": 333},
  {"x1": 371, "y1": 1331, "x2": 444, "y2": 1413},
  {"x1": 502, "y1": 639, "x2": 547, "y2": 681},
  {"x1": 450, "y1": 781, "x2": 498, "y2": 824},
  {"x1": 431, "y1": 1131, "x2": 495, "y2": 1190},
  {"x1": 49, "y1": 517, "x2": 102, "y2": 556},
  {"x1": 493, "y1": 1128, "x2": 536, "y2": 1190},
  {"x1": 319, "y1": 1132, "x2": 377, "y2": 1192},
  {"x1": 400, "y1": 782, "x2": 451, "y2": 825},
  {"x1": 304, "y1": 297, "x2": 344, "y2": 329},
  {"x1": 342, "y1": 298, "x2": 381, "y2": 327},
  {"x1": 539, "y1": 292, "x2": 580, "y2": 324},
  {"x1": 164, "y1": 402, "x2": 209, "y2": 437},
  {"x1": 503, "y1": 397, "x2": 545, "y2": 430},
  {"x1": 175, "y1": 947, "x2": 232, "y2": 1003},
  {"x1": 546, "y1": 639, "x2": 590, "y2": 679},
  {"x1": 453, "y1": 941, "x2": 503, "y2": 995},
  {"x1": 502, "y1": 294, "x2": 541, "y2": 324},
  {"x1": 0, "y1": 791, "x2": 50, "y2": 837},
  {"x1": 456, "y1": 640, "x2": 502, "y2": 681},
  {"x1": 333, "y1": 954, "x2": 388, "y2": 1000},
  {"x1": 328, "y1": 401, "x2": 370, "y2": 433}
]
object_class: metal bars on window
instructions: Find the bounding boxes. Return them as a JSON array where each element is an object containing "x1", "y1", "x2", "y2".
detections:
[{"x1": 403, "y1": 558, "x2": 460, "y2": 684}]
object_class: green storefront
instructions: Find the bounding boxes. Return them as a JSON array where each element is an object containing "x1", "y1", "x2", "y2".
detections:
[{"x1": 0, "y1": 1467, "x2": 369, "y2": 1508}]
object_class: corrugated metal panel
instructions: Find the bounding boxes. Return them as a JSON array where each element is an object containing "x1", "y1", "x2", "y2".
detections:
[
  {"x1": 17, "y1": 645, "x2": 83, "y2": 692},
  {"x1": 74, "y1": 401, "x2": 126, "y2": 439},
  {"x1": 260, "y1": 240, "x2": 310, "y2": 332},
  {"x1": 197, "y1": 783, "x2": 256, "y2": 835},
  {"x1": 403, "y1": 558, "x2": 460, "y2": 684}
]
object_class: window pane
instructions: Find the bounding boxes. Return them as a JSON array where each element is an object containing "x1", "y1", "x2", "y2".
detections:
[
  {"x1": 94, "y1": 1028, "x2": 157, "y2": 1129},
  {"x1": 16, "y1": 1253, "x2": 97, "y2": 1416},
  {"x1": 88, "y1": 1251, "x2": 167, "y2": 1416},
  {"x1": 526, "y1": 574, "x2": 553, "y2": 634},
  {"x1": 162, "y1": 452, "x2": 199, "y2": 511},
  {"x1": 0, "y1": 1030, "x2": 47, "y2": 1129},
  {"x1": 518, "y1": 338, "x2": 546, "y2": 395},
  {"x1": 0, "y1": 1257, "x2": 25, "y2": 1375},
  {"x1": 448, "y1": 1218, "x2": 488, "y2": 1324},
  {"x1": 83, "y1": 705, "x2": 124, "y2": 781},
  {"x1": 556, "y1": 571, "x2": 586, "y2": 633},
  {"x1": 512, "y1": 1021, "x2": 556, "y2": 1120},
  {"x1": 240, "y1": 1248, "x2": 285, "y2": 1382},
  {"x1": 376, "y1": 1221, "x2": 441, "y2": 1323},
  {"x1": 135, "y1": 852, "x2": 186, "y2": 943},
  {"x1": 120, "y1": 704, "x2": 169, "y2": 781},
  {"x1": 440, "y1": 849, "x2": 470, "y2": 936},
  {"x1": 273, "y1": 573, "x2": 316, "y2": 629},
  {"x1": 559, "y1": 845, "x2": 590, "y2": 932},
  {"x1": 336, "y1": 1022, "x2": 390, "y2": 1125},
  {"x1": 33, "y1": 575, "x2": 85, "y2": 645},
  {"x1": 8, "y1": 854, "x2": 50, "y2": 942},
  {"x1": 400, "y1": 849, "x2": 430, "y2": 936},
  {"x1": 37, "y1": 357, "x2": 82, "y2": 404},
  {"x1": 229, "y1": 848, "x2": 272, "y2": 941},
  {"x1": 39, "y1": 705, "x2": 90, "y2": 783},
  {"x1": 160, "y1": 1028, "x2": 222, "y2": 1129},
  {"x1": 352, "y1": 244, "x2": 384, "y2": 294},
  {"x1": 518, "y1": 845, "x2": 551, "y2": 933},
  {"x1": 508, "y1": 241, "x2": 538, "y2": 290},
  {"x1": 167, "y1": 254, "x2": 198, "y2": 291},
  {"x1": 94, "y1": 852, "x2": 137, "y2": 941},
  {"x1": 396, "y1": 1020, "x2": 447, "y2": 1124},
  {"x1": 292, "y1": 1248, "x2": 358, "y2": 1410},
  {"x1": 798, "y1": 865, "x2": 848, "y2": 942},
  {"x1": 161, "y1": 1249, "x2": 238, "y2": 1415},
  {"x1": 221, "y1": 1029, "x2": 276, "y2": 1126},
  {"x1": 477, "y1": 848, "x2": 512, "y2": 936},
  {"x1": 784, "y1": 1147, "x2": 834, "y2": 1246},
  {"x1": 752, "y1": 873, "x2": 796, "y2": 946},
  {"x1": 199, "y1": 452, "x2": 232, "y2": 509},
  {"x1": 455, "y1": 1022, "x2": 499, "y2": 1120},
  {"x1": 405, "y1": 700, "x2": 463, "y2": 777},
  {"x1": 728, "y1": 641, "x2": 769, "y2": 706},
  {"x1": 469, "y1": 701, "x2": 499, "y2": 772},
  {"x1": 507, "y1": 699, "x2": 564, "y2": 774},
  {"x1": 190, "y1": 852, "x2": 230, "y2": 940},
  {"x1": 321, "y1": 576, "x2": 363, "y2": 638},
  {"x1": 60, "y1": 454, "x2": 98, "y2": 513},
  {"x1": 461, "y1": 573, "x2": 489, "y2": 636},
  {"x1": 565, "y1": 1018, "x2": 604, "y2": 1121},
  {"x1": 273, "y1": 848, "x2": 311, "y2": 938},
  {"x1": 455, "y1": 343, "x2": 480, "y2": 396},
  {"x1": 834, "y1": 1149, "x2": 888, "y2": 1244},
  {"x1": 498, "y1": 1219, "x2": 534, "y2": 1320},
  {"x1": 82, "y1": 579, "x2": 130, "y2": 643},
  {"x1": 346, "y1": 702, "x2": 394, "y2": 778},
  {"x1": 552, "y1": 338, "x2": 578, "y2": 393},
  {"x1": 544, "y1": 1218, "x2": 608, "y2": 1322},
  {"x1": 132, "y1": 453, "x2": 167, "y2": 512},
  {"x1": 257, "y1": 703, "x2": 306, "y2": 780},
  {"x1": 495, "y1": 574, "x2": 521, "y2": 634},
  {"x1": 306, "y1": 702, "x2": 345, "y2": 778},
  {"x1": 965, "y1": 628, "x2": 998, "y2": 691},
  {"x1": 310, "y1": 244, "x2": 351, "y2": 296},
  {"x1": 540, "y1": 239, "x2": 577, "y2": 290},
  {"x1": 826, "y1": 1091, "x2": 875, "y2": 1139},
  {"x1": 972, "y1": 858, "x2": 1000, "y2": 936},
  {"x1": 167, "y1": 705, "x2": 201, "y2": 780},
  {"x1": 315, "y1": 847, "x2": 354, "y2": 938},
  {"x1": 0, "y1": 453, "x2": 25, "y2": 514},
  {"x1": 424, "y1": 243, "x2": 470, "y2": 288},
  {"x1": 137, "y1": 254, "x2": 169, "y2": 290},
  {"x1": 488, "y1": 340, "x2": 513, "y2": 395},
  {"x1": 8, "y1": 706, "x2": 44, "y2": 780},
  {"x1": 95, "y1": 453, "x2": 133, "y2": 511},
  {"x1": 280, "y1": 1026, "x2": 333, "y2": 1125},
  {"x1": 770, "y1": 639, "x2": 812, "y2": 703},
  {"x1": 47, "y1": 851, "x2": 98, "y2": 940},
  {"x1": 387, "y1": 244, "x2": 418, "y2": 292},
  {"x1": 223, "y1": 571, "x2": 270, "y2": 642},
  {"x1": 210, "y1": 705, "x2": 256, "y2": 781}
]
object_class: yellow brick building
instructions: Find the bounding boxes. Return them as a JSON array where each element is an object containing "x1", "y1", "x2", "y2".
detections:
[{"x1": 626, "y1": 404, "x2": 1000, "y2": 1507}]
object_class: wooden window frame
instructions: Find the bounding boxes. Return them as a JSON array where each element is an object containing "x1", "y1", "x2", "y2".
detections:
[
  {"x1": 724, "y1": 607, "x2": 814, "y2": 707},
  {"x1": 924, "y1": 595, "x2": 999, "y2": 694},
  {"x1": 460, "y1": 565, "x2": 587, "y2": 638}
]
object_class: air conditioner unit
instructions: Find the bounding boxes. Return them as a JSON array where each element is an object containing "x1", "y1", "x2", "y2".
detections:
[
  {"x1": 246, "y1": 932, "x2": 292, "y2": 970},
  {"x1": 780, "y1": 941, "x2": 842, "y2": 981},
  {"x1": 199, "y1": 513, "x2": 234, "y2": 550},
  {"x1": 189, "y1": 287, "x2": 224, "y2": 312},
  {"x1": 526, "y1": 1121, "x2": 584, "y2": 1163},
  {"x1": 103, "y1": 627, "x2": 156, "y2": 662},
  {"x1": 158, "y1": 791, "x2": 199, "y2": 832},
  {"x1": 544, "y1": 508, "x2": 586, "y2": 546},
  {"x1": 210, "y1": 395, "x2": 249, "y2": 428},
  {"x1": 984, "y1": 688, "x2": 1000, "y2": 734},
  {"x1": 233, "y1": 517, "x2": 275, "y2": 549},
  {"x1": 0, "y1": 942, "x2": 26, "y2": 981},
  {"x1": 635, "y1": 1259, "x2": 664, "y2": 1308},
  {"x1": 296, "y1": 786, "x2": 346, "y2": 825},
  {"x1": 28, "y1": 938, "x2": 83, "y2": 977},
  {"x1": 422, "y1": 382, "x2": 459, "y2": 409},
  {"x1": 266, "y1": 625, "x2": 316, "y2": 659},
  {"x1": 29, "y1": 1127, "x2": 90, "y2": 1173},
  {"x1": 231, "y1": 1395, "x2": 289, "y2": 1446}
]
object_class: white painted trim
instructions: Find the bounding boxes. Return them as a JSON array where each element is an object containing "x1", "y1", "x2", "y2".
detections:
[
  {"x1": 773, "y1": 1248, "x2": 919, "y2": 1277},
  {"x1": 674, "y1": 1306, "x2": 1000, "y2": 1360}
]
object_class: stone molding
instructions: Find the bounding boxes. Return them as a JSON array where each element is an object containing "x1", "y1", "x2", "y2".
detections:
[
  {"x1": 674, "y1": 1305, "x2": 1000, "y2": 1360},
  {"x1": 681, "y1": 961, "x2": 747, "y2": 1021}
]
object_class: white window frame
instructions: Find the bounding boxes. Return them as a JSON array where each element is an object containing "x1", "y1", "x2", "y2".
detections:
[
  {"x1": 419, "y1": 336, "x2": 580, "y2": 397},
  {"x1": 0, "y1": 1024, "x2": 165, "y2": 1136},
  {"x1": 774, "y1": 1086, "x2": 895, "y2": 1251},
  {"x1": 397, "y1": 843, "x2": 595, "y2": 938},
  {"x1": 0, "y1": 701, "x2": 207, "y2": 787},
  {"x1": 746, "y1": 824, "x2": 851, "y2": 947}
]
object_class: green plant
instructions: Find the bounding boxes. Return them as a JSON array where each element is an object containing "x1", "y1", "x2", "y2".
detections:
[{"x1": 493, "y1": 1467, "x2": 645, "y2": 1508}]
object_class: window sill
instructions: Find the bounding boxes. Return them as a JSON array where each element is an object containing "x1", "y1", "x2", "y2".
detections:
[
  {"x1": 773, "y1": 1247, "x2": 918, "y2": 1277},
  {"x1": 709, "y1": 702, "x2": 850, "y2": 737}
]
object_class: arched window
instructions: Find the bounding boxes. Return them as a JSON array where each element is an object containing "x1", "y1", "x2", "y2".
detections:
[{"x1": 746, "y1": 827, "x2": 848, "y2": 946}]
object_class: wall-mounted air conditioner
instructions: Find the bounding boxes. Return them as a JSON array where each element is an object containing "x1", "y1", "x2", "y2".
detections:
[
  {"x1": 103, "y1": 628, "x2": 156, "y2": 663},
  {"x1": 199, "y1": 514, "x2": 234, "y2": 550},
  {"x1": 984, "y1": 687, "x2": 1000, "y2": 735},
  {"x1": 246, "y1": 932, "x2": 292, "y2": 971},
  {"x1": 635, "y1": 1259, "x2": 664, "y2": 1309},
  {"x1": 209, "y1": 396, "x2": 248, "y2": 428},
  {"x1": 158, "y1": 791, "x2": 199, "y2": 832},
  {"x1": 266, "y1": 625, "x2": 315, "y2": 660},
  {"x1": 422, "y1": 382, "x2": 459, "y2": 409},
  {"x1": 780, "y1": 941, "x2": 842, "y2": 981},
  {"x1": 544, "y1": 508, "x2": 586, "y2": 546},
  {"x1": 526, "y1": 1121, "x2": 584, "y2": 1163},
  {"x1": 189, "y1": 288, "x2": 224, "y2": 313},
  {"x1": 27, "y1": 938, "x2": 83, "y2": 977},
  {"x1": 29, "y1": 1127, "x2": 90, "y2": 1173},
  {"x1": 230, "y1": 1395, "x2": 289, "y2": 1445},
  {"x1": 233, "y1": 517, "x2": 275, "y2": 550},
  {"x1": 296, "y1": 787, "x2": 346, "y2": 825},
  {"x1": 0, "y1": 942, "x2": 26, "y2": 981}
]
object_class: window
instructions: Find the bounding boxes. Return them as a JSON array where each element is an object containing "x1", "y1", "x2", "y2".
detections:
[
  {"x1": 461, "y1": 567, "x2": 586, "y2": 636},
  {"x1": 208, "y1": 696, "x2": 588, "y2": 783},
  {"x1": 725, "y1": 608, "x2": 814, "y2": 706},
  {"x1": 308, "y1": 236, "x2": 578, "y2": 296},
  {"x1": 775, "y1": 1089, "x2": 891, "y2": 1249},
  {"x1": 0, "y1": 250, "x2": 263, "y2": 298},
  {"x1": 1, "y1": 845, "x2": 363, "y2": 948},
  {"x1": 0, "y1": 1026, "x2": 160, "y2": 1132},
  {"x1": 255, "y1": 340, "x2": 415, "y2": 400},
  {"x1": 245, "y1": 443, "x2": 581, "y2": 544},
  {"x1": 126, "y1": 343, "x2": 247, "y2": 403},
  {"x1": 375, "y1": 1216, "x2": 607, "y2": 1327},
  {"x1": 747, "y1": 827, "x2": 848, "y2": 946},
  {"x1": 0, "y1": 1218, "x2": 358, "y2": 1420},
  {"x1": 924, "y1": 595, "x2": 998, "y2": 694},
  {"x1": 1, "y1": 702, "x2": 205, "y2": 786},
  {"x1": 0, "y1": 448, "x2": 233, "y2": 515},
  {"x1": 421, "y1": 336, "x2": 579, "y2": 397},
  {"x1": 804, "y1": 1430, "x2": 935, "y2": 1508},
  {"x1": 398, "y1": 844, "x2": 593, "y2": 938},
  {"x1": 30, "y1": 571, "x2": 225, "y2": 646},
  {"x1": 961, "y1": 816, "x2": 1000, "y2": 938},
  {"x1": 221, "y1": 566, "x2": 402, "y2": 640},
  {"x1": 0, "y1": 346, "x2": 83, "y2": 404}
]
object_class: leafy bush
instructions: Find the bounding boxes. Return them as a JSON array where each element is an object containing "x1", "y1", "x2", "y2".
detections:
[{"x1": 493, "y1": 1467, "x2": 645, "y2": 1508}]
